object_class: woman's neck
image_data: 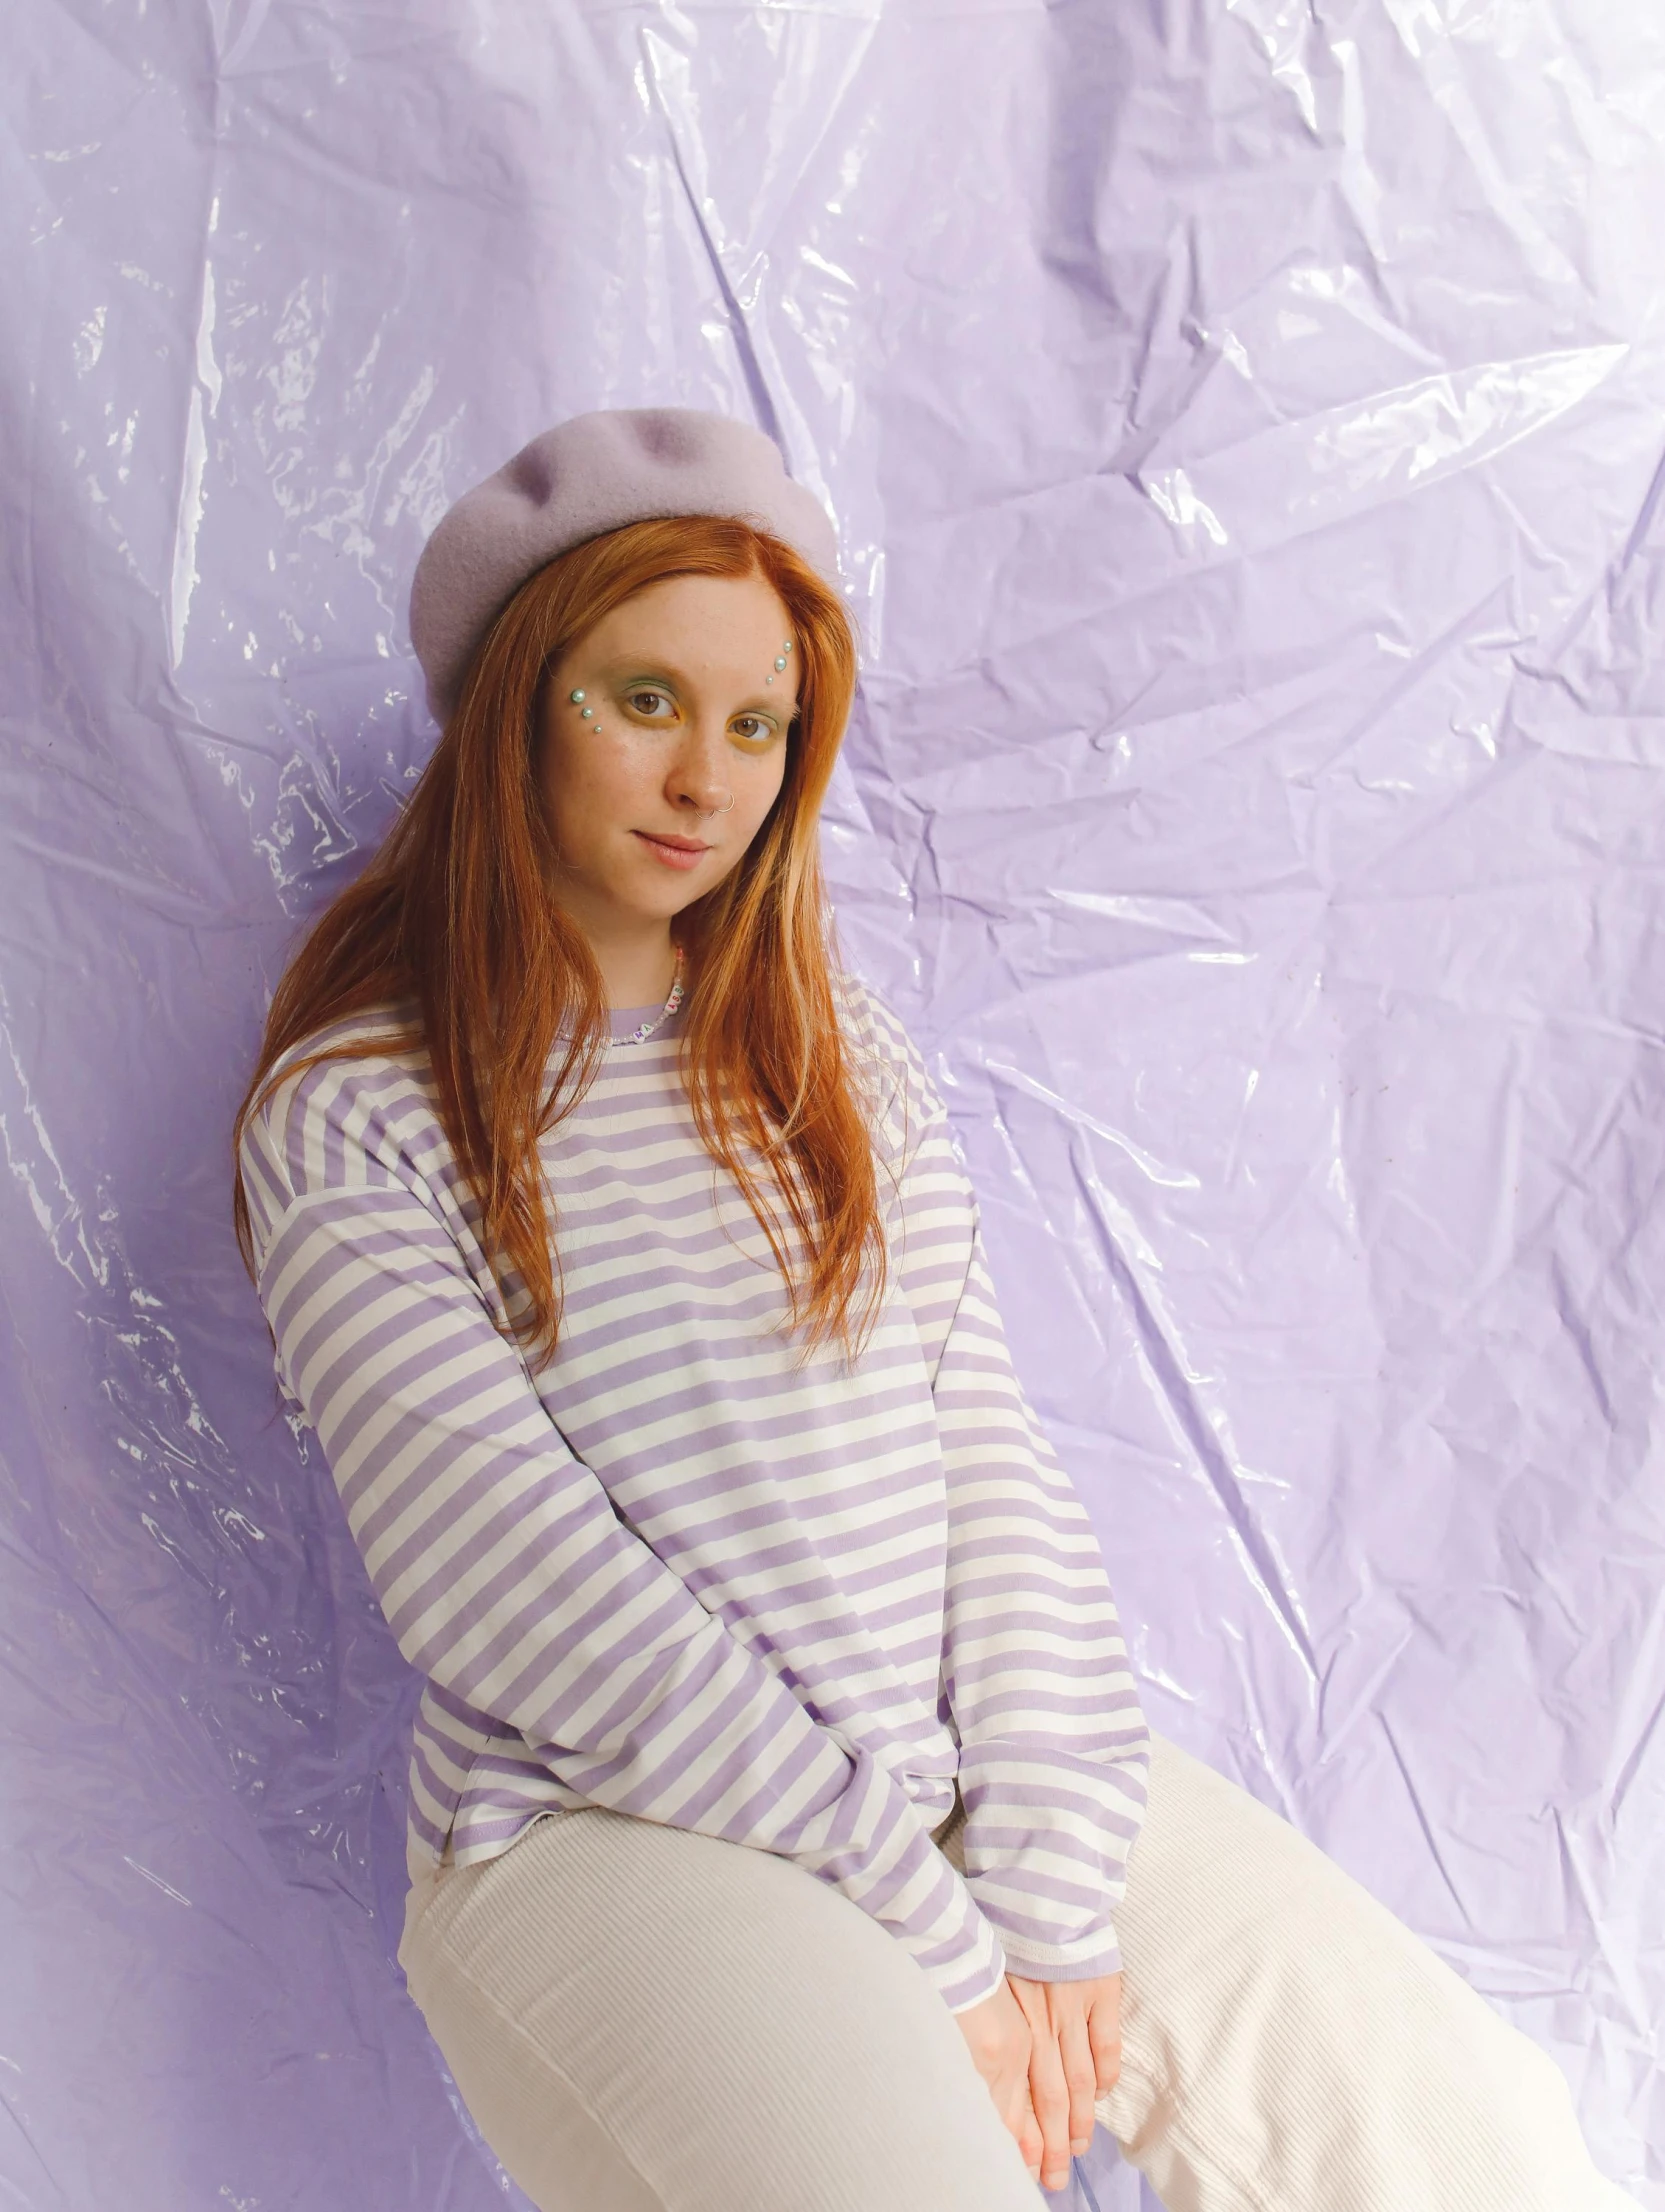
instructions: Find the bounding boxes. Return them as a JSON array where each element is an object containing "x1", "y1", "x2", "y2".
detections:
[
  {"x1": 546, "y1": 875, "x2": 681, "y2": 1008},
  {"x1": 587, "y1": 925, "x2": 680, "y2": 1010}
]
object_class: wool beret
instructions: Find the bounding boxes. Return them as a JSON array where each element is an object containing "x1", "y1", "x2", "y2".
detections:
[{"x1": 408, "y1": 407, "x2": 841, "y2": 723}]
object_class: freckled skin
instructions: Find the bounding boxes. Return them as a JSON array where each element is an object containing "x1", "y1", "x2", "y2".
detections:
[{"x1": 538, "y1": 571, "x2": 799, "y2": 1006}]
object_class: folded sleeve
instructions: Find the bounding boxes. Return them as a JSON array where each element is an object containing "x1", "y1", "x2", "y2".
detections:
[
  {"x1": 239, "y1": 1047, "x2": 1011, "y2": 2017},
  {"x1": 854, "y1": 983, "x2": 1152, "y2": 1983}
]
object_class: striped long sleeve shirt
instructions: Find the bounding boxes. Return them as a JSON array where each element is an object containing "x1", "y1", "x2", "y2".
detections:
[{"x1": 238, "y1": 968, "x2": 1150, "y2": 2015}]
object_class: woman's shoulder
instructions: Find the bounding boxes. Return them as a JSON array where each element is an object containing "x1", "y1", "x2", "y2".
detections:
[
  {"x1": 827, "y1": 965, "x2": 943, "y2": 1153},
  {"x1": 830, "y1": 964, "x2": 930, "y2": 1071},
  {"x1": 832, "y1": 968, "x2": 918, "y2": 1063},
  {"x1": 240, "y1": 999, "x2": 447, "y2": 1203}
]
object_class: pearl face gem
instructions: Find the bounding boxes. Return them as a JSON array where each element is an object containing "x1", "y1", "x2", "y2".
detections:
[
  {"x1": 581, "y1": 706, "x2": 594, "y2": 718},
  {"x1": 570, "y1": 688, "x2": 586, "y2": 702},
  {"x1": 773, "y1": 656, "x2": 787, "y2": 671}
]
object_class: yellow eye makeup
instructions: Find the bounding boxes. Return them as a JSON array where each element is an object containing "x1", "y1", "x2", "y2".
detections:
[
  {"x1": 570, "y1": 670, "x2": 794, "y2": 745},
  {"x1": 729, "y1": 713, "x2": 779, "y2": 746}
]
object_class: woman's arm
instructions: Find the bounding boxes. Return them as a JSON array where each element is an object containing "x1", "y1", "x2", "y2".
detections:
[
  {"x1": 855, "y1": 983, "x2": 1152, "y2": 1983},
  {"x1": 239, "y1": 1045, "x2": 1010, "y2": 2017}
]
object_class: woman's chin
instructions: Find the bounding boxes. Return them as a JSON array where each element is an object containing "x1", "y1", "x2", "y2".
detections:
[
  {"x1": 602, "y1": 872, "x2": 713, "y2": 928},
  {"x1": 624, "y1": 839, "x2": 730, "y2": 903}
]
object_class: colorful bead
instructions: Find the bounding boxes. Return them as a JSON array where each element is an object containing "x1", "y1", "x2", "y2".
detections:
[{"x1": 609, "y1": 947, "x2": 686, "y2": 1049}]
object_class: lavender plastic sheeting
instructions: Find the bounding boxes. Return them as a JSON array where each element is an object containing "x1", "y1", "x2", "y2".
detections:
[{"x1": 4, "y1": 4, "x2": 1664, "y2": 2207}]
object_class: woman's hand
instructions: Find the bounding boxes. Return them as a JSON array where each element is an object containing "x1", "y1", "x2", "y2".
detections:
[
  {"x1": 1008, "y1": 1972, "x2": 1122, "y2": 2189},
  {"x1": 952, "y1": 1978, "x2": 1047, "y2": 2180},
  {"x1": 953, "y1": 1971, "x2": 1123, "y2": 2191}
]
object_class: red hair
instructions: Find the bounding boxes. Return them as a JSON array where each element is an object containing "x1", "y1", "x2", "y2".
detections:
[{"x1": 231, "y1": 515, "x2": 887, "y2": 1369}]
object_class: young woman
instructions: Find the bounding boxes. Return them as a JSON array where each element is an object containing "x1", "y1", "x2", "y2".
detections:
[{"x1": 233, "y1": 408, "x2": 1635, "y2": 2212}]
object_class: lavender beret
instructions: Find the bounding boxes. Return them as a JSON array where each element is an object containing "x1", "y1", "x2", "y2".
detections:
[{"x1": 408, "y1": 407, "x2": 841, "y2": 722}]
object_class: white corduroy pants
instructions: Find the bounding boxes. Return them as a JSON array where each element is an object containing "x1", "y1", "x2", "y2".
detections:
[{"x1": 398, "y1": 1732, "x2": 1637, "y2": 2212}]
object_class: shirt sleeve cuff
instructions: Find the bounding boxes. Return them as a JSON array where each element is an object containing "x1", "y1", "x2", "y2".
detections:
[
  {"x1": 920, "y1": 1900, "x2": 1009, "y2": 2014},
  {"x1": 994, "y1": 1929, "x2": 1124, "y2": 1983}
]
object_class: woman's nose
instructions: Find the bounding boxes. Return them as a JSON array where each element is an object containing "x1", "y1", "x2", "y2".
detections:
[{"x1": 667, "y1": 728, "x2": 731, "y2": 813}]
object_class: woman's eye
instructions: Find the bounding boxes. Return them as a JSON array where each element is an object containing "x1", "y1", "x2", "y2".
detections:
[
  {"x1": 732, "y1": 715, "x2": 774, "y2": 742},
  {"x1": 627, "y1": 688, "x2": 675, "y2": 719}
]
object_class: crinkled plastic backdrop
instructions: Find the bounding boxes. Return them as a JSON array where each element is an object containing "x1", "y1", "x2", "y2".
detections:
[{"x1": 3, "y1": 3, "x2": 1663, "y2": 2207}]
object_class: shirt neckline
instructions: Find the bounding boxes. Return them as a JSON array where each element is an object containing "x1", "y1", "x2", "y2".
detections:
[{"x1": 606, "y1": 998, "x2": 689, "y2": 1043}]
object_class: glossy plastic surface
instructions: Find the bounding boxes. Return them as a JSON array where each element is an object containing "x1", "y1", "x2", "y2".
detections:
[{"x1": 3, "y1": 4, "x2": 1662, "y2": 2206}]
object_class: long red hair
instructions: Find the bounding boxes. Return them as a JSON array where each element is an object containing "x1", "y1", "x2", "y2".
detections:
[{"x1": 231, "y1": 514, "x2": 888, "y2": 1369}]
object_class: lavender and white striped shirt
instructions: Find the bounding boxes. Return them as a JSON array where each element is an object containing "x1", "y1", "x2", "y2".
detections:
[{"x1": 239, "y1": 968, "x2": 1149, "y2": 2015}]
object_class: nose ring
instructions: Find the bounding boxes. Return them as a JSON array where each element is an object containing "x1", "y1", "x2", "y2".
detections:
[{"x1": 700, "y1": 791, "x2": 735, "y2": 817}]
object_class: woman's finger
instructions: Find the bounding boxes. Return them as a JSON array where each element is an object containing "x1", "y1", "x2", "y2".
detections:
[
  {"x1": 1053, "y1": 2001, "x2": 1108, "y2": 2154},
  {"x1": 1008, "y1": 2072, "x2": 1045, "y2": 2178},
  {"x1": 1023, "y1": 1995, "x2": 1077, "y2": 2188}
]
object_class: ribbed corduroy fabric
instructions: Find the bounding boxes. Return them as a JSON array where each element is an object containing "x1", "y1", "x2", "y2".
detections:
[{"x1": 399, "y1": 1733, "x2": 1639, "y2": 2212}]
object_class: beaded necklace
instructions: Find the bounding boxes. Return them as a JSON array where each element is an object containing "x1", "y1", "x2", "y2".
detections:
[{"x1": 609, "y1": 943, "x2": 686, "y2": 1048}]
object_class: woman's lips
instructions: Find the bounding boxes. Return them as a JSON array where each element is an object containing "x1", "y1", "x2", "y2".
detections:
[{"x1": 633, "y1": 829, "x2": 711, "y2": 871}]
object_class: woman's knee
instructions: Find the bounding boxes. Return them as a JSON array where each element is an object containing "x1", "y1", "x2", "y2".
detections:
[{"x1": 1107, "y1": 1735, "x2": 1628, "y2": 2211}]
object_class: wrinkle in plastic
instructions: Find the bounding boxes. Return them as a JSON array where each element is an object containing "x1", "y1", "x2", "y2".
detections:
[{"x1": 3, "y1": 3, "x2": 1663, "y2": 2207}]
